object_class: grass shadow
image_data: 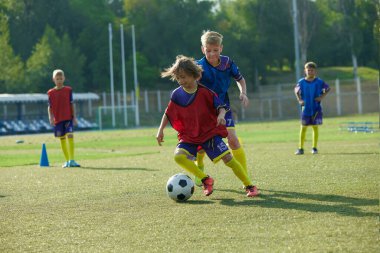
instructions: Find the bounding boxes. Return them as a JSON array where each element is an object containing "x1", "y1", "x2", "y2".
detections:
[
  {"x1": 176, "y1": 200, "x2": 214, "y2": 205},
  {"x1": 78, "y1": 166, "x2": 157, "y2": 171},
  {"x1": 323, "y1": 152, "x2": 379, "y2": 155},
  {"x1": 216, "y1": 188, "x2": 378, "y2": 217}
]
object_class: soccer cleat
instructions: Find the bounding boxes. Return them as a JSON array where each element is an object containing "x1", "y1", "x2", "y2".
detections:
[
  {"x1": 245, "y1": 185, "x2": 260, "y2": 197},
  {"x1": 295, "y1": 148, "x2": 304, "y2": 155},
  {"x1": 201, "y1": 176, "x2": 214, "y2": 196},
  {"x1": 194, "y1": 165, "x2": 204, "y2": 187},
  {"x1": 311, "y1": 148, "x2": 318, "y2": 154},
  {"x1": 62, "y1": 161, "x2": 69, "y2": 168},
  {"x1": 68, "y1": 160, "x2": 81, "y2": 167}
]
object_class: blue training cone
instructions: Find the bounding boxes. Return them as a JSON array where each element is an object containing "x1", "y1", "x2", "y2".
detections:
[{"x1": 40, "y1": 143, "x2": 49, "y2": 167}]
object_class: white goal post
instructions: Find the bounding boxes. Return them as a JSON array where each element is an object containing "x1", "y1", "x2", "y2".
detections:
[{"x1": 97, "y1": 105, "x2": 137, "y2": 130}]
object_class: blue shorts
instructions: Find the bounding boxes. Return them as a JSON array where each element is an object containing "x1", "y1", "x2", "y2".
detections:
[
  {"x1": 301, "y1": 111, "x2": 323, "y2": 126},
  {"x1": 225, "y1": 110, "x2": 235, "y2": 128},
  {"x1": 177, "y1": 136, "x2": 230, "y2": 163},
  {"x1": 54, "y1": 120, "x2": 74, "y2": 137}
]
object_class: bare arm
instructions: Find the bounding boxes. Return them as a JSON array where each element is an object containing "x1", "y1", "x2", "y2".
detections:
[
  {"x1": 236, "y1": 78, "x2": 249, "y2": 108},
  {"x1": 294, "y1": 90, "x2": 304, "y2": 106},
  {"x1": 156, "y1": 114, "x2": 169, "y2": 146},
  {"x1": 70, "y1": 103, "x2": 78, "y2": 126},
  {"x1": 48, "y1": 107, "x2": 55, "y2": 126},
  {"x1": 216, "y1": 108, "x2": 226, "y2": 126},
  {"x1": 315, "y1": 87, "x2": 331, "y2": 102}
]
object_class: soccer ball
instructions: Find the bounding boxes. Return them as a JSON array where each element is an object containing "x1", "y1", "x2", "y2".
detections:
[{"x1": 166, "y1": 173, "x2": 195, "y2": 201}]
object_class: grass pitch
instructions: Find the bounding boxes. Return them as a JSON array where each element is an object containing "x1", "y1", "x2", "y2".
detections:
[{"x1": 0, "y1": 114, "x2": 378, "y2": 252}]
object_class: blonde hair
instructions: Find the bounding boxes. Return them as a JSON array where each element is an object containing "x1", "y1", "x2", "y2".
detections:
[
  {"x1": 52, "y1": 69, "x2": 64, "y2": 78},
  {"x1": 200, "y1": 30, "x2": 223, "y2": 46},
  {"x1": 304, "y1": 62, "x2": 317, "y2": 69},
  {"x1": 161, "y1": 55, "x2": 203, "y2": 81}
]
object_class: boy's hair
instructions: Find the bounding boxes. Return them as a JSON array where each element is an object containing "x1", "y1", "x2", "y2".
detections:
[
  {"x1": 161, "y1": 55, "x2": 203, "y2": 81},
  {"x1": 304, "y1": 62, "x2": 317, "y2": 69},
  {"x1": 52, "y1": 69, "x2": 64, "y2": 78},
  {"x1": 201, "y1": 30, "x2": 223, "y2": 46}
]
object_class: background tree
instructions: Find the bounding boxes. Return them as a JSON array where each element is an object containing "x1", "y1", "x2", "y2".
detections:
[{"x1": 0, "y1": 13, "x2": 25, "y2": 92}]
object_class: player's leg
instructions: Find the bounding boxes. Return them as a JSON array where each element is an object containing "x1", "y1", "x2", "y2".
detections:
[
  {"x1": 311, "y1": 125, "x2": 319, "y2": 154},
  {"x1": 222, "y1": 153, "x2": 250, "y2": 186},
  {"x1": 174, "y1": 143, "x2": 213, "y2": 196},
  {"x1": 227, "y1": 128, "x2": 248, "y2": 177},
  {"x1": 64, "y1": 120, "x2": 80, "y2": 167},
  {"x1": 225, "y1": 111, "x2": 249, "y2": 176},
  {"x1": 204, "y1": 136, "x2": 259, "y2": 197},
  {"x1": 194, "y1": 148, "x2": 206, "y2": 187},
  {"x1": 59, "y1": 136, "x2": 70, "y2": 167},
  {"x1": 55, "y1": 121, "x2": 70, "y2": 167},
  {"x1": 295, "y1": 125, "x2": 307, "y2": 155}
]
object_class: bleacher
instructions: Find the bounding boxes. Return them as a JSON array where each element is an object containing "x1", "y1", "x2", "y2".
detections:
[
  {"x1": 0, "y1": 93, "x2": 100, "y2": 136},
  {"x1": 0, "y1": 117, "x2": 98, "y2": 136}
]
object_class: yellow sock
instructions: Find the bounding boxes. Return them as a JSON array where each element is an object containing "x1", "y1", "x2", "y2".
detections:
[
  {"x1": 225, "y1": 157, "x2": 251, "y2": 187},
  {"x1": 60, "y1": 137, "x2": 69, "y2": 161},
  {"x1": 175, "y1": 154, "x2": 208, "y2": 180},
  {"x1": 312, "y1": 125, "x2": 319, "y2": 148},
  {"x1": 231, "y1": 147, "x2": 248, "y2": 175},
  {"x1": 299, "y1": 125, "x2": 307, "y2": 149},
  {"x1": 196, "y1": 151, "x2": 205, "y2": 169},
  {"x1": 68, "y1": 137, "x2": 75, "y2": 160}
]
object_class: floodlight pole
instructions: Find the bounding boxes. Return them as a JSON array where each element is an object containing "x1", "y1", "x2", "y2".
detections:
[
  {"x1": 108, "y1": 23, "x2": 116, "y2": 128},
  {"x1": 120, "y1": 24, "x2": 128, "y2": 127},
  {"x1": 292, "y1": 0, "x2": 301, "y2": 81},
  {"x1": 132, "y1": 24, "x2": 140, "y2": 126}
]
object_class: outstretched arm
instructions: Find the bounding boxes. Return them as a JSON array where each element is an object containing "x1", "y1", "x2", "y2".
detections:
[{"x1": 156, "y1": 114, "x2": 169, "y2": 146}]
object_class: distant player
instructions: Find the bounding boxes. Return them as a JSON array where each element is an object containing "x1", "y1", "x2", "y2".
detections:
[
  {"x1": 194, "y1": 30, "x2": 251, "y2": 186},
  {"x1": 47, "y1": 69, "x2": 81, "y2": 167},
  {"x1": 294, "y1": 62, "x2": 331, "y2": 155},
  {"x1": 156, "y1": 55, "x2": 259, "y2": 197}
]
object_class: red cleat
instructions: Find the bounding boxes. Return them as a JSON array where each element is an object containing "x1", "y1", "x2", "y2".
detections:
[
  {"x1": 202, "y1": 176, "x2": 214, "y2": 196},
  {"x1": 245, "y1": 185, "x2": 260, "y2": 197}
]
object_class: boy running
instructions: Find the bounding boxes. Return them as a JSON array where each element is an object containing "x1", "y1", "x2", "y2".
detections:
[{"x1": 195, "y1": 30, "x2": 250, "y2": 186}]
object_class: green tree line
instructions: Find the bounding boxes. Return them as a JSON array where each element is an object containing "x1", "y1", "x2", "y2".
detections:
[{"x1": 0, "y1": 0, "x2": 378, "y2": 93}]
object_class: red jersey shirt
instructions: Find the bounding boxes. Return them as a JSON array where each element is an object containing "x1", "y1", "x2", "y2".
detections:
[
  {"x1": 165, "y1": 85, "x2": 228, "y2": 144},
  {"x1": 47, "y1": 86, "x2": 73, "y2": 124}
]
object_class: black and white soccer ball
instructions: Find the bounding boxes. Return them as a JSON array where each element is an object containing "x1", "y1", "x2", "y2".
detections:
[{"x1": 166, "y1": 173, "x2": 195, "y2": 201}]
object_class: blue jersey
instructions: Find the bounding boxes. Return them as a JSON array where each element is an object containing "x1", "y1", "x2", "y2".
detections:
[
  {"x1": 294, "y1": 77, "x2": 329, "y2": 117},
  {"x1": 197, "y1": 55, "x2": 243, "y2": 105}
]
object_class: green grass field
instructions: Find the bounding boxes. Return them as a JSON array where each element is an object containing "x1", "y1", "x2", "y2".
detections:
[{"x1": 0, "y1": 114, "x2": 378, "y2": 252}]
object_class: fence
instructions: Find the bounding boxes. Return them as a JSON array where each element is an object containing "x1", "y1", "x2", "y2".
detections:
[
  {"x1": 1, "y1": 78, "x2": 378, "y2": 130},
  {"x1": 96, "y1": 78, "x2": 379, "y2": 128}
]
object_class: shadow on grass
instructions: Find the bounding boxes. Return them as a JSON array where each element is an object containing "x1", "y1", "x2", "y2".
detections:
[
  {"x1": 216, "y1": 188, "x2": 378, "y2": 217},
  {"x1": 0, "y1": 195, "x2": 6, "y2": 198},
  {"x1": 176, "y1": 200, "x2": 214, "y2": 205},
  {"x1": 323, "y1": 152, "x2": 379, "y2": 155},
  {"x1": 78, "y1": 167, "x2": 158, "y2": 171}
]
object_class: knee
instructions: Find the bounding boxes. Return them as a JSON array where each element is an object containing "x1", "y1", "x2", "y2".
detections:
[
  {"x1": 174, "y1": 152, "x2": 190, "y2": 164},
  {"x1": 222, "y1": 153, "x2": 233, "y2": 163},
  {"x1": 174, "y1": 154, "x2": 183, "y2": 164},
  {"x1": 227, "y1": 136, "x2": 240, "y2": 149}
]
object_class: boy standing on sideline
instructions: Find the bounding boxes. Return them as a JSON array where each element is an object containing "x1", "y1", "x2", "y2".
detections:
[
  {"x1": 294, "y1": 62, "x2": 331, "y2": 155},
  {"x1": 47, "y1": 69, "x2": 81, "y2": 167},
  {"x1": 156, "y1": 55, "x2": 259, "y2": 197},
  {"x1": 194, "y1": 30, "x2": 250, "y2": 186}
]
